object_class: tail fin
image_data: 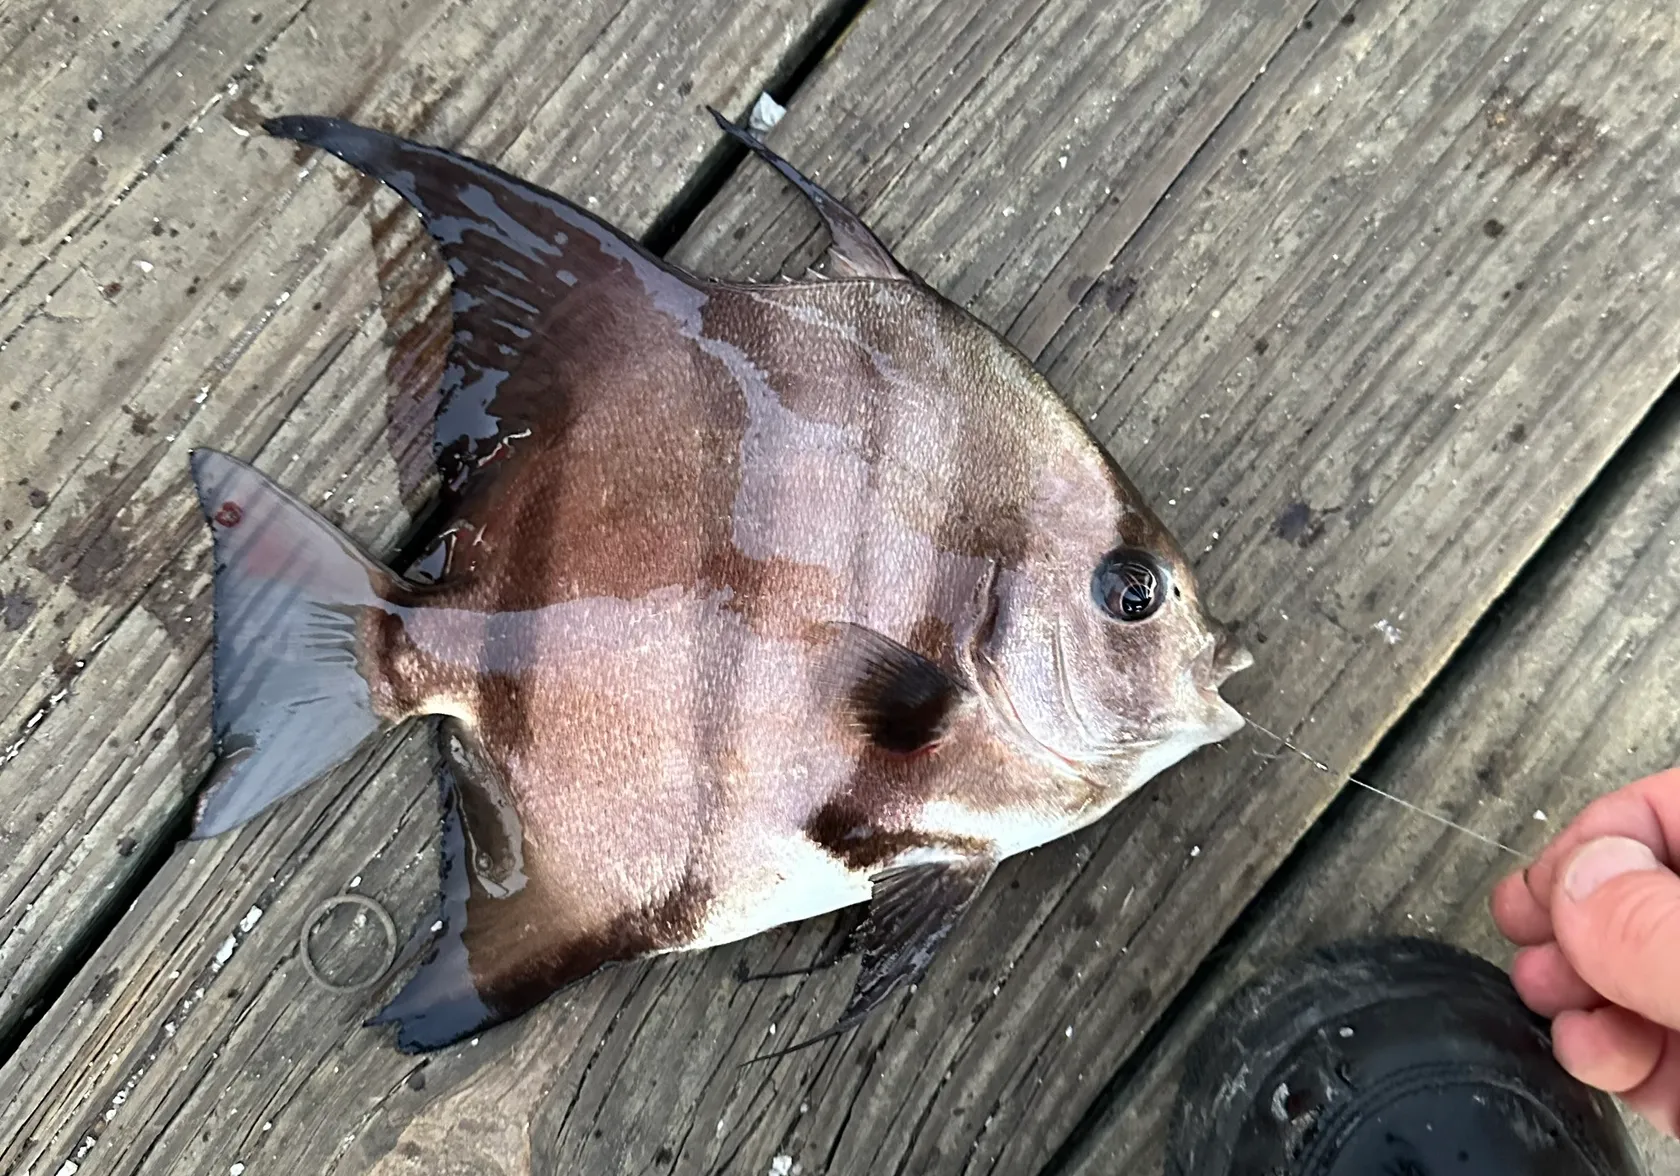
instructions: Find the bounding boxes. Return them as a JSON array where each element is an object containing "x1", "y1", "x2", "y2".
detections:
[{"x1": 188, "y1": 449, "x2": 406, "y2": 838}]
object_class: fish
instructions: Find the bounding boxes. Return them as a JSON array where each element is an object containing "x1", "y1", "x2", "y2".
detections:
[{"x1": 186, "y1": 109, "x2": 1253, "y2": 1053}]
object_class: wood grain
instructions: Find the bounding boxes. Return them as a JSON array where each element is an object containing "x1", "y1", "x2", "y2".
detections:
[
  {"x1": 0, "y1": 0, "x2": 842, "y2": 1067},
  {"x1": 1064, "y1": 392, "x2": 1680, "y2": 1176},
  {"x1": 1, "y1": 0, "x2": 313, "y2": 303},
  {"x1": 1, "y1": 0, "x2": 1334, "y2": 1170},
  {"x1": 657, "y1": 1, "x2": 1680, "y2": 1171},
  {"x1": 5, "y1": 0, "x2": 1680, "y2": 1173}
]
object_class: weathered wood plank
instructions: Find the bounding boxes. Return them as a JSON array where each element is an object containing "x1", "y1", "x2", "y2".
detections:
[
  {"x1": 649, "y1": 2, "x2": 1680, "y2": 1173},
  {"x1": 1065, "y1": 393, "x2": 1680, "y2": 1175},
  {"x1": 0, "y1": 0, "x2": 311, "y2": 304},
  {"x1": 0, "y1": 0, "x2": 843, "y2": 1052},
  {"x1": 7, "y1": 1, "x2": 1680, "y2": 1176},
  {"x1": 0, "y1": 0, "x2": 1337, "y2": 1170},
  {"x1": 664, "y1": 1, "x2": 1680, "y2": 1173}
]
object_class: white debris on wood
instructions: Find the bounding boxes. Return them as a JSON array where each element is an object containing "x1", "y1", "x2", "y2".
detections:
[
  {"x1": 1372, "y1": 618, "x2": 1403, "y2": 645},
  {"x1": 770, "y1": 1156, "x2": 794, "y2": 1176},
  {"x1": 1270, "y1": 1082, "x2": 1291, "y2": 1122},
  {"x1": 748, "y1": 92, "x2": 786, "y2": 135}
]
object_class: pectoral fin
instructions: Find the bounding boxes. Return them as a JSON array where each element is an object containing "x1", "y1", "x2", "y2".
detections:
[{"x1": 820, "y1": 623, "x2": 967, "y2": 753}]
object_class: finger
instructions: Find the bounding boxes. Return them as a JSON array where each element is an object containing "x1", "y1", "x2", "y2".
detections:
[
  {"x1": 1551, "y1": 1005, "x2": 1664, "y2": 1094},
  {"x1": 1617, "y1": 1026, "x2": 1680, "y2": 1141},
  {"x1": 1509, "y1": 944, "x2": 1603, "y2": 1017},
  {"x1": 1551, "y1": 835, "x2": 1680, "y2": 1030},
  {"x1": 1524, "y1": 770, "x2": 1680, "y2": 916},
  {"x1": 1491, "y1": 869, "x2": 1553, "y2": 946}
]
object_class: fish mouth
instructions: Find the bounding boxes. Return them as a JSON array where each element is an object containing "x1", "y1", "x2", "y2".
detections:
[
  {"x1": 1198, "y1": 686, "x2": 1247, "y2": 742},
  {"x1": 1219, "y1": 642, "x2": 1255, "y2": 679},
  {"x1": 1201, "y1": 626, "x2": 1254, "y2": 687},
  {"x1": 1193, "y1": 625, "x2": 1252, "y2": 741}
]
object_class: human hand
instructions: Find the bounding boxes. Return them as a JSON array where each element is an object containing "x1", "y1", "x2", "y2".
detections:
[{"x1": 1491, "y1": 768, "x2": 1680, "y2": 1138}]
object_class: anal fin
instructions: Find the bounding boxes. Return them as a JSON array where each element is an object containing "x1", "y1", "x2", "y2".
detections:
[
  {"x1": 370, "y1": 720, "x2": 554, "y2": 1052},
  {"x1": 365, "y1": 756, "x2": 496, "y2": 1052},
  {"x1": 367, "y1": 722, "x2": 624, "y2": 1055}
]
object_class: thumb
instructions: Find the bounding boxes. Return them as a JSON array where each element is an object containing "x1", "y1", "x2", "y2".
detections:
[{"x1": 1551, "y1": 835, "x2": 1680, "y2": 1031}]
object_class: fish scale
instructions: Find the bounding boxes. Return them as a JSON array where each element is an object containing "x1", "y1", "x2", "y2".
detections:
[{"x1": 182, "y1": 109, "x2": 1252, "y2": 1053}]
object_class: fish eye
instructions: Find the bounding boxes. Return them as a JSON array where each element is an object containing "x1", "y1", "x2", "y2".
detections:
[{"x1": 1093, "y1": 549, "x2": 1167, "y2": 622}]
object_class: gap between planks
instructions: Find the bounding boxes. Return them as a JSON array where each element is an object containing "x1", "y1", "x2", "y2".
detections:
[
  {"x1": 7, "y1": 0, "x2": 1680, "y2": 1173},
  {"x1": 0, "y1": 0, "x2": 864, "y2": 1075},
  {"x1": 1035, "y1": 372, "x2": 1680, "y2": 1176},
  {"x1": 0, "y1": 0, "x2": 878, "y2": 1067}
]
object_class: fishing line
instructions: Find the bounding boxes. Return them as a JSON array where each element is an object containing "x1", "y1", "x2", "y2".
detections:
[{"x1": 1237, "y1": 711, "x2": 1526, "y2": 860}]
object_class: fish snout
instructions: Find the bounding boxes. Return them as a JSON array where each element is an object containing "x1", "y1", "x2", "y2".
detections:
[
  {"x1": 1183, "y1": 625, "x2": 1251, "y2": 744},
  {"x1": 1199, "y1": 624, "x2": 1254, "y2": 687}
]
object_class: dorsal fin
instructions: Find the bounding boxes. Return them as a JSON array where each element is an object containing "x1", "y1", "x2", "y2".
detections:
[
  {"x1": 264, "y1": 115, "x2": 699, "y2": 498},
  {"x1": 707, "y1": 107, "x2": 910, "y2": 283}
]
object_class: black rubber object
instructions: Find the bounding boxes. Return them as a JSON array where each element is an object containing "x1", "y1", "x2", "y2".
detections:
[{"x1": 1168, "y1": 936, "x2": 1645, "y2": 1175}]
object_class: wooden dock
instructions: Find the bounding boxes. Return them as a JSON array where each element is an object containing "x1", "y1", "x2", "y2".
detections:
[{"x1": 3, "y1": 0, "x2": 1680, "y2": 1171}]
